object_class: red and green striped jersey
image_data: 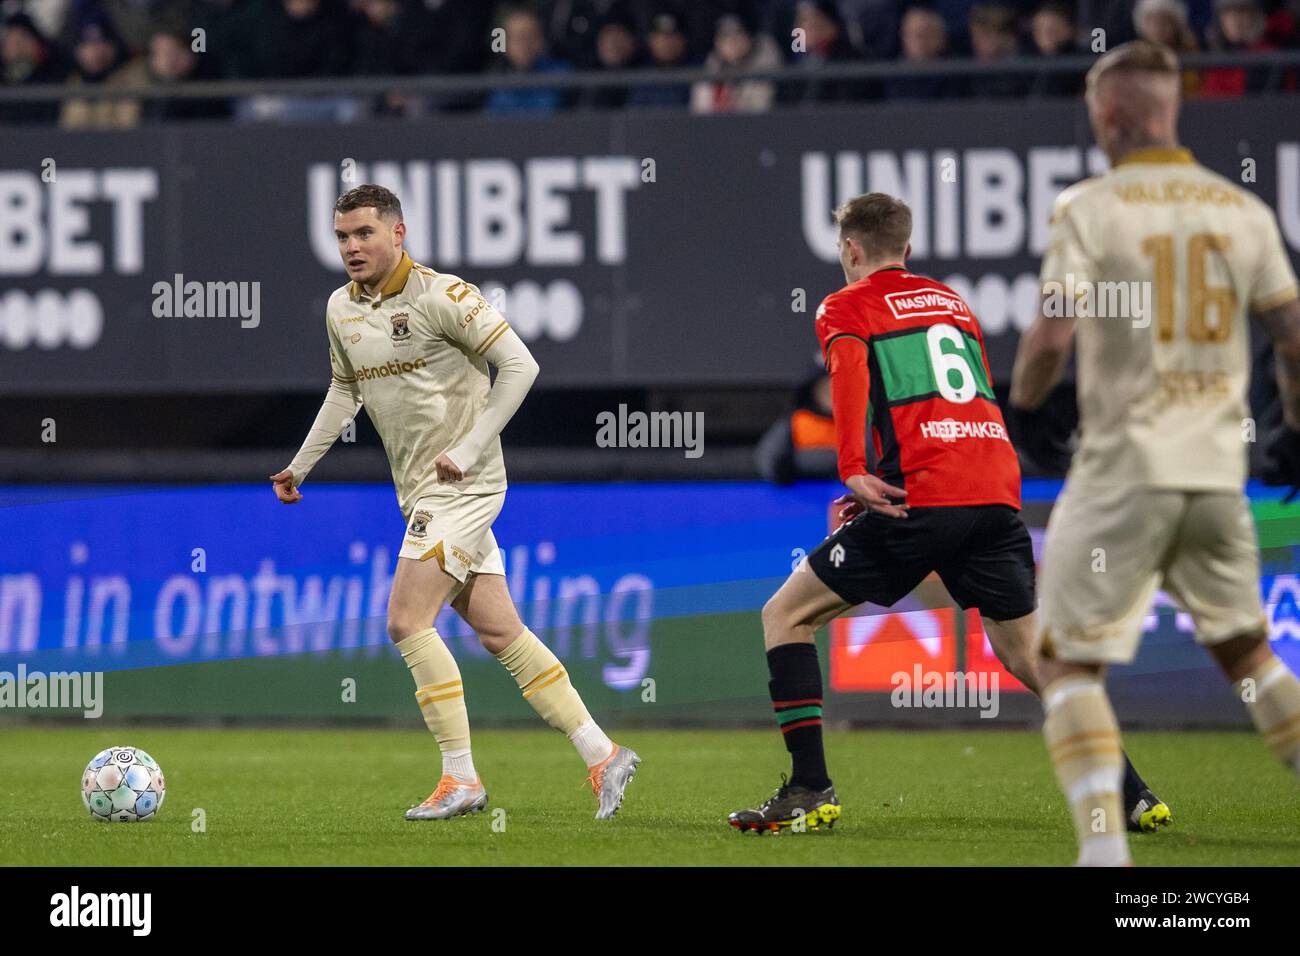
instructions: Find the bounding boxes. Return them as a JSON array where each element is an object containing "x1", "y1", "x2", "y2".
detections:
[{"x1": 814, "y1": 267, "x2": 1021, "y2": 509}]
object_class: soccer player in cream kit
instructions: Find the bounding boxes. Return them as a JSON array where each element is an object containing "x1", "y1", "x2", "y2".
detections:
[
  {"x1": 271, "y1": 185, "x2": 639, "y2": 821},
  {"x1": 1012, "y1": 41, "x2": 1300, "y2": 865}
]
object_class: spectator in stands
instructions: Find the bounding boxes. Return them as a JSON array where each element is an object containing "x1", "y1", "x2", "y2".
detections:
[
  {"x1": 1202, "y1": 0, "x2": 1290, "y2": 96},
  {"x1": 885, "y1": 4, "x2": 965, "y2": 99},
  {"x1": 484, "y1": 4, "x2": 573, "y2": 113},
  {"x1": 231, "y1": 0, "x2": 350, "y2": 78},
  {"x1": 672, "y1": 1, "x2": 756, "y2": 64},
  {"x1": 1031, "y1": 1, "x2": 1076, "y2": 55},
  {"x1": 420, "y1": 0, "x2": 493, "y2": 75},
  {"x1": 781, "y1": 0, "x2": 873, "y2": 104},
  {"x1": 1133, "y1": 0, "x2": 1201, "y2": 54},
  {"x1": 795, "y1": 0, "x2": 855, "y2": 61},
  {"x1": 59, "y1": 14, "x2": 147, "y2": 128},
  {"x1": 194, "y1": 0, "x2": 263, "y2": 78},
  {"x1": 755, "y1": 364, "x2": 840, "y2": 484},
  {"x1": 1073, "y1": 0, "x2": 1140, "y2": 47},
  {"x1": 419, "y1": 0, "x2": 495, "y2": 111},
  {"x1": 1028, "y1": 0, "x2": 1083, "y2": 96},
  {"x1": 838, "y1": 0, "x2": 903, "y2": 59},
  {"x1": 351, "y1": 0, "x2": 432, "y2": 115},
  {"x1": 967, "y1": 2, "x2": 1030, "y2": 97},
  {"x1": 22, "y1": 0, "x2": 72, "y2": 39},
  {"x1": 353, "y1": 0, "x2": 428, "y2": 77},
  {"x1": 67, "y1": 0, "x2": 194, "y2": 57},
  {"x1": 542, "y1": 0, "x2": 617, "y2": 69},
  {"x1": 582, "y1": 11, "x2": 642, "y2": 107},
  {"x1": 141, "y1": 27, "x2": 231, "y2": 120},
  {"x1": 690, "y1": 11, "x2": 782, "y2": 112},
  {"x1": 1132, "y1": 0, "x2": 1202, "y2": 95},
  {"x1": 1, "y1": 12, "x2": 68, "y2": 122},
  {"x1": 626, "y1": 8, "x2": 692, "y2": 108},
  {"x1": 1213, "y1": 0, "x2": 1270, "y2": 48},
  {"x1": 1265, "y1": 2, "x2": 1298, "y2": 46}
]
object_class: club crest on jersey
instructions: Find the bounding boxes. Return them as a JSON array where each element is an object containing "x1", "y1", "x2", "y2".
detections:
[
  {"x1": 390, "y1": 313, "x2": 412, "y2": 342},
  {"x1": 408, "y1": 510, "x2": 432, "y2": 538}
]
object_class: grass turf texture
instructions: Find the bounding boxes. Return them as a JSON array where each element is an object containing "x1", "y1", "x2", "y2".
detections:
[{"x1": 2, "y1": 726, "x2": 1297, "y2": 866}]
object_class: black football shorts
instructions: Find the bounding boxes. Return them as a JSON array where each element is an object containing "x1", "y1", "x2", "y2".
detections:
[{"x1": 806, "y1": 504, "x2": 1036, "y2": 622}]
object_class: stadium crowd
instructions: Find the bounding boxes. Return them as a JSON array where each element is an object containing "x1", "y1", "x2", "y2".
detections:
[{"x1": 2, "y1": 0, "x2": 1298, "y2": 124}]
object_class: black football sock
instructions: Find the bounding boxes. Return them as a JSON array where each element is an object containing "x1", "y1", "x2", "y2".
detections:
[
  {"x1": 1121, "y1": 751, "x2": 1146, "y2": 809},
  {"x1": 767, "y1": 642, "x2": 831, "y2": 791}
]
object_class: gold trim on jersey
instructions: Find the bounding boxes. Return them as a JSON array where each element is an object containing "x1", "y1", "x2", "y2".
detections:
[
  {"x1": 348, "y1": 251, "x2": 416, "y2": 302},
  {"x1": 1114, "y1": 146, "x2": 1195, "y2": 167},
  {"x1": 476, "y1": 320, "x2": 510, "y2": 355},
  {"x1": 1252, "y1": 285, "x2": 1299, "y2": 314}
]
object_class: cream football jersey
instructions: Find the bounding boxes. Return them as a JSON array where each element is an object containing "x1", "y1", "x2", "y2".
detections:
[
  {"x1": 325, "y1": 252, "x2": 512, "y2": 513},
  {"x1": 1041, "y1": 147, "x2": 1299, "y2": 491}
]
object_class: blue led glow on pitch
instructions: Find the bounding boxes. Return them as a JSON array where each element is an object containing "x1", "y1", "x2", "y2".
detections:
[{"x1": 0, "y1": 482, "x2": 1295, "y2": 676}]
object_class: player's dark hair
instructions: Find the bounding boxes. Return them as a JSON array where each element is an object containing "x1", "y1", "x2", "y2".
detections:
[
  {"x1": 334, "y1": 184, "x2": 404, "y2": 223},
  {"x1": 833, "y1": 193, "x2": 912, "y2": 261}
]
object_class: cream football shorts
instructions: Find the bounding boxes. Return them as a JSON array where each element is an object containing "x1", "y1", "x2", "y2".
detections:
[
  {"x1": 1038, "y1": 484, "x2": 1267, "y2": 664},
  {"x1": 397, "y1": 490, "x2": 507, "y2": 583}
]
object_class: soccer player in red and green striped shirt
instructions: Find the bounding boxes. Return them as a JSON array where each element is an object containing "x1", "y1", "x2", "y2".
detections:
[{"x1": 728, "y1": 192, "x2": 1166, "y2": 834}]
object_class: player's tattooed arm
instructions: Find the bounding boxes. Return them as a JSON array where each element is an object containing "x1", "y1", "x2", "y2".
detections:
[
  {"x1": 1256, "y1": 297, "x2": 1300, "y2": 430},
  {"x1": 1009, "y1": 297, "x2": 1076, "y2": 411}
]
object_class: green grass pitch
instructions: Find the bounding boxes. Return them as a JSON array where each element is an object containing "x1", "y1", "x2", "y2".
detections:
[{"x1": 2, "y1": 726, "x2": 1297, "y2": 866}]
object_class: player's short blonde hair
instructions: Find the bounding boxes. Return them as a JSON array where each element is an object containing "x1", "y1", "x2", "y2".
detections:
[
  {"x1": 833, "y1": 193, "x2": 912, "y2": 261},
  {"x1": 1086, "y1": 39, "x2": 1180, "y2": 93}
]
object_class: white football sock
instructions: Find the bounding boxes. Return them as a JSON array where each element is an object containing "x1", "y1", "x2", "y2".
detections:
[
  {"x1": 441, "y1": 749, "x2": 478, "y2": 783},
  {"x1": 569, "y1": 720, "x2": 615, "y2": 767},
  {"x1": 1078, "y1": 834, "x2": 1130, "y2": 868}
]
